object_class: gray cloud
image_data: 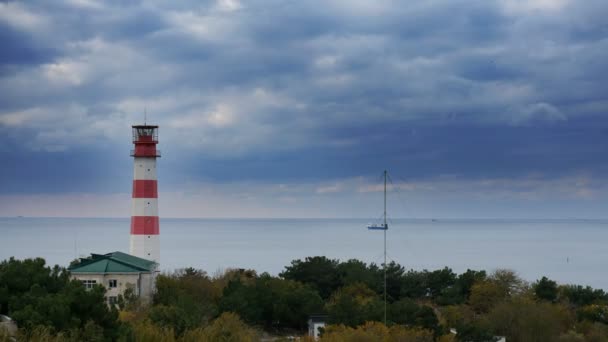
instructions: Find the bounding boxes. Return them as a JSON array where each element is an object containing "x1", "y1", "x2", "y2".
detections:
[{"x1": 1, "y1": 0, "x2": 607, "y2": 218}]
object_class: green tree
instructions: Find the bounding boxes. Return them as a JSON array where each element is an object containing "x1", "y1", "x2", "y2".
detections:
[
  {"x1": 148, "y1": 304, "x2": 191, "y2": 336},
  {"x1": 270, "y1": 278, "x2": 324, "y2": 330},
  {"x1": 534, "y1": 276, "x2": 558, "y2": 302},
  {"x1": 0, "y1": 257, "x2": 122, "y2": 340},
  {"x1": 220, "y1": 274, "x2": 323, "y2": 330},
  {"x1": 401, "y1": 270, "x2": 428, "y2": 299},
  {"x1": 384, "y1": 261, "x2": 405, "y2": 302},
  {"x1": 151, "y1": 269, "x2": 218, "y2": 334},
  {"x1": 456, "y1": 270, "x2": 487, "y2": 300},
  {"x1": 427, "y1": 267, "x2": 457, "y2": 299},
  {"x1": 280, "y1": 256, "x2": 341, "y2": 299},
  {"x1": 336, "y1": 259, "x2": 380, "y2": 292},
  {"x1": 219, "y1": 274, "x2": 273, "y2": 327},
  {"x1": 389, "y1": 298, "x2": 440, "y2": 334},
  {"x1": 560, "y1": 285, "x2": 608, "y2": 306},
  {"x1": 578, "y1": 305, "x2": 608, "y2": 325}
]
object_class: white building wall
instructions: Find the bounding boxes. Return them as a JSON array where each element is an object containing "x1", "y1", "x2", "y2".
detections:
[{"x1": 71, "y1": 272, "x2": 155, "y2": 304}]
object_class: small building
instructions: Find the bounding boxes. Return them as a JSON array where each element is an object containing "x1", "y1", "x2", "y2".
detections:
[
  {"x1": 308, "y1": 315, "x2": 328, "y2": 340},
  {"x1": 0, "y1": 315, "x2": 17, "y2": 340},
  {"x1": 68, "y1": 251, "x2": 158, "y2": 305}
]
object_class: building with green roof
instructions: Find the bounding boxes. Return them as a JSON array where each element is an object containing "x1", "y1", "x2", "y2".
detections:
[{"x1": 69, "y1": 251, "x2": 158, "y2": 305}]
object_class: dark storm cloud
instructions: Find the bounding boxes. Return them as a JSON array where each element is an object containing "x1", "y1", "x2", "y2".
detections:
[
  {"x1": 1, "y1": 0, "x2": 608, "y2": 196},
  {"x1": 0, "y1": 25, "x2": 57, "y2": 66}
]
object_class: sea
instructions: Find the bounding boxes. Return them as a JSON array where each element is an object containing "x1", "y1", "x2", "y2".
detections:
[{"x1": 0, "y1": 217, "x2": 606, "y2": 290}]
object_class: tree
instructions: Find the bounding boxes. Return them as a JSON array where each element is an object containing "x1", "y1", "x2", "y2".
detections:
[
  {"x1": 534, "y1": 277, "x2": 558, "y2": 302},
  {"x1": 578, "y1": 305, "x2": 608, "y2": 325},
  {"x1": 199, "y1": 312, "x2": 257, "y2": 342},
  {"x1": 326, "y1": 283, "x2": 383, "y2": 327},
  {"x1": 220, "y1": 273, "x2": 323, "y2": 330},
  {"x1": 280, "y1": 256, "x2": 341, "y2": 299},
  {"x1": 560, "y1": 285, "x2": 608, "y2": 307},
  {"x1": 219, "y1": 277, "x2": 270, "y2": 327},
  {"x1": 131, "y1": 321, "x2": 175, "y2": 342},
  {"x1": 456, "y1": 270, "x2": 487, "y2": 300},
  {"x1": 384, "y1": 261, "x2": 405, "y2": 302},
  {"x1": 0, "y1": 257, "x2": 124, "y2": 340},
  {"x1": 469, "y1": 281, "x2": 507, "y2": 313},
  {"x1": 148, "y1": 304, "x2": 191, "y2": 336},
  {"x1": 151, "y1": 269, "x2": 219, "y2": 334},
  {"x1": 427, "y1": 267, "x2": 457, "y2": 299},
  {"x1": 270, "y1": 278, "x2": 324, "y2": 330},
  {"x1": 487, "y1": 298, "x2": 572, "y2": 342},
  {"x1": 321, "y1": 321, "x2": 435, "y2": 342},
  {"x1": 401, "y1": 270, "x2": 428, "y2": 299},
  {"x1": 489, "y1": 269, "x2": 527, "y2": 296},
  {"x1": 389, "y1": 298, "x2": 440, "y2": 334},
  {"x1": 336, "y1": 259, "x2": 380, "y2": 292}
]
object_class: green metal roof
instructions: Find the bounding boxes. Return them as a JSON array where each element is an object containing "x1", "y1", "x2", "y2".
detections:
[{"x1": 69, "y1": 251, "x2": 157, "y2": 274}]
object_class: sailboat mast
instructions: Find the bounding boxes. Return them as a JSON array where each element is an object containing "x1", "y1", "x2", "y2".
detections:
[{"x1": 383, "y1": 169, "x2": 387, "y2": 325}]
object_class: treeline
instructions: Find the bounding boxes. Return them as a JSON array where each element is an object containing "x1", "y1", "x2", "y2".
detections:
[{"x1": 2, "y1": 256, "x2": 608, "y2": 341}]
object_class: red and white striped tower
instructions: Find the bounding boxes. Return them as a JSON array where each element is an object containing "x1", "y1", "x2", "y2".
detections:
[{"x1": 130, "y1": 125, "x2": 160, "y2": 264}]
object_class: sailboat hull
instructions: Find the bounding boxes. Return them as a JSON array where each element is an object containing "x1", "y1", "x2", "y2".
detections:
[{"x1": 367, "y1": 224, "x2": 388, "y2": 230}]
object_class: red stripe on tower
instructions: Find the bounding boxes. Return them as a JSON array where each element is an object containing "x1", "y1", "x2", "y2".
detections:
[
  {"x1": 130, "y1": 124, "x2": 161, "y2": 265},
  {"x1": 131, "y1": 216, "x2": 160, "y2": 234},
  {"x1": 132, "y1": 180, "x2": 158, "y2": 198}
]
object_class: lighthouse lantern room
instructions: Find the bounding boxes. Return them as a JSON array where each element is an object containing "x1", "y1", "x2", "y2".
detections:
[{"x1": 130, "y1": 125, "x2": 160, "y2": 266}]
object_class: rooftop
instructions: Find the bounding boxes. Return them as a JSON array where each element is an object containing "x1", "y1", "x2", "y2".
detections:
[{"x1": 68, "y1": 251, "x2": 157, "y2": 274}]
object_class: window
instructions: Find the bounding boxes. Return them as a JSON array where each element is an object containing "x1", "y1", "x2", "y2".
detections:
[
  {"x1": 81, "y1": 280, "x2": 97, "y2": 289},
  {"x1": 108, "y1": 279, "x2": 117, "y2": 288},
  {"x1": 108, "y1": 296, "x2": 118, "y2": 305}
]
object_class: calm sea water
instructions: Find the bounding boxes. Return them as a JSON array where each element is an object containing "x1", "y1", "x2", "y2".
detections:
[{"x1": 0, "y1": 217, "x2": 606, "y2": 290}]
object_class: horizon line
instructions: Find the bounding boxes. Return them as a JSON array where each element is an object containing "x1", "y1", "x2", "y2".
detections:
[{"x1": 2, "y1": 216, "x2": 607, "y2": 221}]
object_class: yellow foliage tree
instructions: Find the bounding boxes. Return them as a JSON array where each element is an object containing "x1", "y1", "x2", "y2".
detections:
[
  {"x1": 193, "y1": 312, "x2": 258, "y2": 342},
  {"x1": 132, "y1": 321, "x2": 176, "y2": 342},
  {"x1": 321, "y1": 321, "x2": 435, "y2": 342},
  {"x1": 469, "y1": 281, "x2": 507, "y2": 313}
]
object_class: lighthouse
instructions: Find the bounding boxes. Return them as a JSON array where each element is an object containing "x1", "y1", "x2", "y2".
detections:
[{"x1": 130, "y1": 125, "x2": 160, "y2": 265}]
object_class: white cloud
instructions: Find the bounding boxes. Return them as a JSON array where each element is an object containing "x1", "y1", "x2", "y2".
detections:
[
  {"x1": 64, "y1": 0, "x2": 104, "y2": 10},
  {"x1": 215, "y1": 0, "x2": 242, "y2": 12},
  {"x1": 43, "y1": 61, "x2": 85, "y2": 86},
  {"x1": 0, "y1": 2, "x2": 49, "y2": 33},
  {"x1": 316, "y1": 184, "x2": 343, "y2": 194},
  {"x1": 514, "y1": 102, "x2": 566, "y2": 125},
  {"x1": 1, "y1": 173, "x2": 605, "y2": 218},
  {"x1": 500, "y1": 0, "x2": 570, "y2": 14}
]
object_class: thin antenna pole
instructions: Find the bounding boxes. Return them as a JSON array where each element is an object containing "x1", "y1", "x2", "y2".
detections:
[
  {"x1": 74, "y1": 231, "x2": 78, "y2": 260},
  {"x1": 144, "y1": 108, "x2": 147, "y2": 125},
  {"x1": 383, "y1": 169, "x2": 387, "y2": 325}
]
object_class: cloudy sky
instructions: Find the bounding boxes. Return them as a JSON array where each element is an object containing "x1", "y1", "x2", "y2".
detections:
[{"x1": 1, "y1": 0, "x2": 607, "y2": 218}]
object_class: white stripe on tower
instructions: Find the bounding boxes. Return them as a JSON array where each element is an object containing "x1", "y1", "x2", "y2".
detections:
[{"x1": 130, "y1": 125, "x2": 160, "y2": 265}]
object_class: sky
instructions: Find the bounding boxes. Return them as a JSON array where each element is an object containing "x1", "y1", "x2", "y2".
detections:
[{"x1": 0, "y1": 0, "x2": 607, "y2": 218}]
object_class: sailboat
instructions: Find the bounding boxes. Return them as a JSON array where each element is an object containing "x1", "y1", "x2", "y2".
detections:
[{"x1": 367, "y1": 223, "x2": 388, "y2": 230}]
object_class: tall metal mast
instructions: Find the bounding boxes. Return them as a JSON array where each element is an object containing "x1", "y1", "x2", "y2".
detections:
[
  {"x1": 383, "y1": 169, "x2": 387, "y2": 325},
  {"x1": 367, "y1": 170, "x2": 389, "y2": 325}
]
